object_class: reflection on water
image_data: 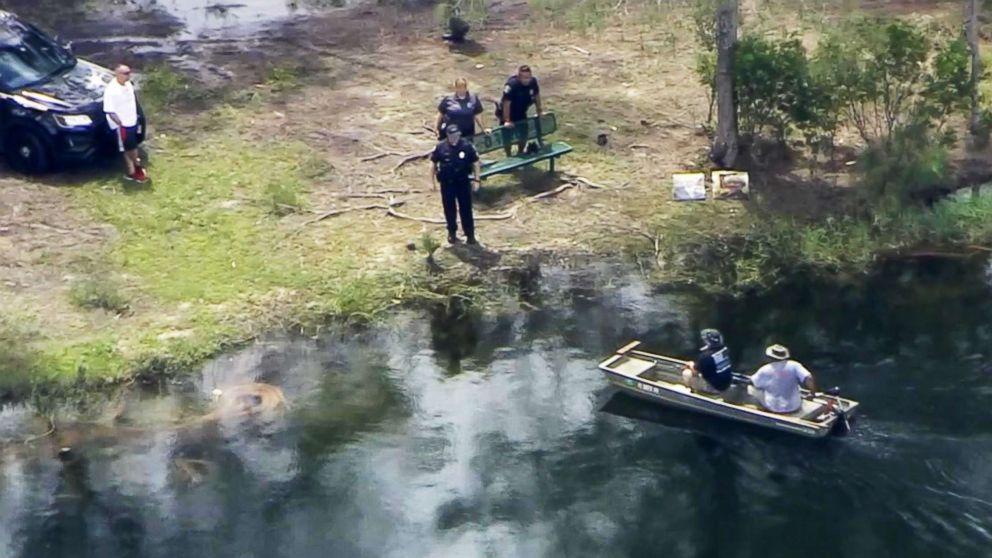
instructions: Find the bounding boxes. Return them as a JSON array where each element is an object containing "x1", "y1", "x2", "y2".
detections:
[{"x1": 2, "y1": 258, "x2": 992, "y2": 557}]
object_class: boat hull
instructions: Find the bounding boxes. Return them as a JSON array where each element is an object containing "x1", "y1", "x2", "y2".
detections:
[
  {"x1": 603, "y1": 371, "x2": 833, "y2": 438},
  {"x1": 597, "y1": 341, "x2": 859, "y2": 439}
]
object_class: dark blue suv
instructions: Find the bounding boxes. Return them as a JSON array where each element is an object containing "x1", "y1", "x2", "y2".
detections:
[{"x1": 0, "y1": 11, "x2": 145, "y2": 174}]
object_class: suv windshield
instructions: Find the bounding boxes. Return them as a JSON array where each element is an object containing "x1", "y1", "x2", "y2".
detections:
[{"x1": 0, "y1": 18, "x2": 75, "y2": 91}]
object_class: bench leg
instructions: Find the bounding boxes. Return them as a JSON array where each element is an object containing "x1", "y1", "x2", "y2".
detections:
[{"x1": 549, "y1": 157, "x2": 556, "y2": 174}]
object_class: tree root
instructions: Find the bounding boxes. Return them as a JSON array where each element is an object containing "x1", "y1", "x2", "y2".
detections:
[
  {"x1": 299, "y1": 198, "x2": 406, "y2": 227},
  {"x1": 360, "y1": 152, "x2": 400, "y2": 162},
  {"x1": 392, "y1": 150, "x2": 433, "y2": 173},
  {"x1": 560, "y1": 173, "x2": 608, "y2": 189},
  {"x1": 19, "y1": 415, "x2": 55, "y2": 445}
]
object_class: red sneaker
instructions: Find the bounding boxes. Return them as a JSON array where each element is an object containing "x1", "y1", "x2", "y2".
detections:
[{"x1": 134, "y1": 167, "x2": 149, "y2": 183}]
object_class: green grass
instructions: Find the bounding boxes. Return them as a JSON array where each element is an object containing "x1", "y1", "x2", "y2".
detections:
[
  {"x1": 636, "y1": 194, "x2": 992, "y2": 292},
  {"x1": 23, "y1": 128, "x2": 431, "y2": 389},
  {"x1": 266, "y1": 65, "x2": 303, "y2": 92},
  {"x1": 68, "y1": 274, "x2": 130, "y2": 314},
  {"x1": 0, "y1": 316, "x2": 43, "y2": 397}
]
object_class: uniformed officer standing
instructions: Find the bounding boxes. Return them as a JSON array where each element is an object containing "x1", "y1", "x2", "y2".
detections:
[
  {"x1": 500, "y1": 64, "x2": 543, "y2": 157},
  {"x1": 430, "y1": 123, "x2": 482, "y2": 245}
]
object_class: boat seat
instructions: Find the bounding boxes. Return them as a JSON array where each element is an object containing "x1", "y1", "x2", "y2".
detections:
[{"x1": 612, "y1": 356, "x2": 656, "y2": 377}]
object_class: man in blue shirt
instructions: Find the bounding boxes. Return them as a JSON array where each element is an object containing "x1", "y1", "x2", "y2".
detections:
[
  {"x1": 499, "y1": 65, "x2": 542, "y2": 157},
  {"x1": 682, "y1": 328, "x2": 735, "y2": 394}
]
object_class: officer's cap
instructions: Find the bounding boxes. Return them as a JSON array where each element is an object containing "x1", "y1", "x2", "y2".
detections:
[{"x1": 445, "y1": 123, "x2": 462, "y2": 135}]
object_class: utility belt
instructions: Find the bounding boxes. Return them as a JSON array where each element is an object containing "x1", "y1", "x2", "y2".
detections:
[{"x1": 436, "y1": 164, "x2": 471, "y2": 184}]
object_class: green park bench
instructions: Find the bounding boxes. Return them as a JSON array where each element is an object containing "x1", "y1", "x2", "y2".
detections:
[{"x1": 468, "y1": 112, "x2": 573, "y2": 179}]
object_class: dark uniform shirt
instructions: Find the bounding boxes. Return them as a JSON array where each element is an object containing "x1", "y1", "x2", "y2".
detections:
[
  {"x1": 501, "y1": 75, "x2": 540, "y2": 122},
  {"x1": 438, "y1": 93, "x2": 484, "y2": 137},
  {"x1": 695, "y1": 345, "x2": 734, "y2": 391},
  {"x1": 431, "y1": 138, "x2": 479, "y2": 185}
]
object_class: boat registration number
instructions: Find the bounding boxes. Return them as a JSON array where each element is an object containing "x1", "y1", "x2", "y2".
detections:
[{"x1": 637, "y1": 382, "x2": 661, "y2": 395}]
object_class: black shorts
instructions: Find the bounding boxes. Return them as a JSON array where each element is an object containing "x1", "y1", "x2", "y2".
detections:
[{"x1": 116, "y1": 125, "x2": 140, "y2": 152}]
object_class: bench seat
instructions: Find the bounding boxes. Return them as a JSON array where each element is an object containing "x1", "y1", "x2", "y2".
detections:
[{"x1": 480, "y1": 141, "x2": 573, "y2": 178}]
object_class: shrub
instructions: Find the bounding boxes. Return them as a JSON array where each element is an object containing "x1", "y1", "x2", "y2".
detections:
[
  {"x1": 265, "y1": 181, "x2": 302, "y2": 216},
  {"x1": 69, "y1": 275, "x2": 131, "y2": 314},
  {"x1": 138, "y1": 65, "x2": 194, "y2": 114},
  {"x1": 815, "y1": 19, "x2": 972, "y2": 146}
]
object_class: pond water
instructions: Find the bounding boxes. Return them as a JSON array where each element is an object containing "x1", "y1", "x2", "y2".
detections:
[{"x1": 1, "y1": 258, "x2": 991, "y2": 558}]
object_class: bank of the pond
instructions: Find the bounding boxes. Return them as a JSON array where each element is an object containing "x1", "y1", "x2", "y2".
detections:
[
  {"x1": 5, "y1": 0, "x2": 992, "y2": 398},
  {"x1": 623, "y1": 191, "x2": 992, "y2": 293}
]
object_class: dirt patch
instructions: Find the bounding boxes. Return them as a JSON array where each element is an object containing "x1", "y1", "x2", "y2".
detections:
[{"x1": 0, "y1": 179, "x2": 118, "y2": 339}]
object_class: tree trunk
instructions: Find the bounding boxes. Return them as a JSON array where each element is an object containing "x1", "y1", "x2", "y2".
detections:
[
  {"x1": 967, "y1": 0, "x2": 982, "y2": 199},
  {"x1": 712, "y1": 0, "x2": 739, "y2": 169}
]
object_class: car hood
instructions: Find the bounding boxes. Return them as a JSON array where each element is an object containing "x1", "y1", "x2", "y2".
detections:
[{"x1": 13, "y1": 59, "x2": 113, "y2": 112}]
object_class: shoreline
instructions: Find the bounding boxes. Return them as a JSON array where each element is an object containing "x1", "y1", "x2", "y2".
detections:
[{"x1": 3, "y1": 1, "x2": 992, "y2": 399}]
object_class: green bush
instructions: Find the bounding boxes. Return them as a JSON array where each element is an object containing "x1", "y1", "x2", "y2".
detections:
[
  {"x1": 857, "y1": 124, "x2": 953, "y2": 202},
  {"x1": 138, "y1": 65, "x2": 194, "y2": 114},
  {"x1": 816, "y1": 19, "x2": 971, "y2": 145},
  {"x1": 265, "y1": 181, "x2": 302, "y2": 216},
  {"x1": 69, "y1": 275, "x2": 131, "y2": 314},
  {"x1": 266, "y1": 66, "x2": 302, "y2": 92}
]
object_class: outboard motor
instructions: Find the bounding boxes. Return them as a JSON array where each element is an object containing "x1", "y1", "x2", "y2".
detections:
[{"x1": 824, "y1": 387, "x2": 850, "y2": 435}]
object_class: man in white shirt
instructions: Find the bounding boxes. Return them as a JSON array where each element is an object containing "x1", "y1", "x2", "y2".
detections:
[
  {"x1": 103, "y1": 64, "x2": 146, "y2": 182},
  {"x1": 749, "y1": 344, "x2": 816, "y2": 414}
]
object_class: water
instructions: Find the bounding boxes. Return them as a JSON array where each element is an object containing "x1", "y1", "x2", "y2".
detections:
[{"x1": 2, "y1": 258, "x2": 992, "y2": 558}]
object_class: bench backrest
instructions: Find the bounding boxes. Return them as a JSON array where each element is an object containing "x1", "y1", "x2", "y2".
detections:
[{"x1": 469, "y1": 112, "x2": 560, "y2": 155}]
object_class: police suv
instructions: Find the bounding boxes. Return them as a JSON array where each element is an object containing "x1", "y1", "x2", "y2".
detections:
[{"x1": 0, "y1": 11, "x2": 145, "y2": 174}]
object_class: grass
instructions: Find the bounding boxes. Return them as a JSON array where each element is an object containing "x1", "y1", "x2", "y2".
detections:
[
  {"x1": 24, "y1": 125, "x2": 442, "y2": 389},
  {"x1": 628, "y1": 193, "x2": 992, "y2": 292},
  {"x1": 5, "y1": 0, "x2": 990, "y2": 397},
  {"x1": 68, "y1": 274, "x2": 130, "y2": 314},
  {"x1": 0, "y1": 315, "x2": 42, "y2": 397}
]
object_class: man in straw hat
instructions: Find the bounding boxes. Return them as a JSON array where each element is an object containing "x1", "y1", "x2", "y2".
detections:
[{"x1": 750, "y1": 344, "x2": 816, "y2": 414}]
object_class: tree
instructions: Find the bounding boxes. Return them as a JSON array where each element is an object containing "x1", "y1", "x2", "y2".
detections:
[
  {"x1": 711, "y1": 0, "x2": 739, "y2": 169},
  {"x1": 966, "y1": 0, "x2": 982, "y2": 199}
]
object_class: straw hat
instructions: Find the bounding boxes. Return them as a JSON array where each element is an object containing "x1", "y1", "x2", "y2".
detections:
[{"x1": 765, "y1": 344, "x2": 790, "y2": 361}]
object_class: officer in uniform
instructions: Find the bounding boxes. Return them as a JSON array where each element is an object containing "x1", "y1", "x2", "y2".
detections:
[
  {"x1": 430, "y1": 123, "x2": 482, "y2": 245},
  {"x1": 499, "y1": 64, "x2": 543, "y2": 157}
]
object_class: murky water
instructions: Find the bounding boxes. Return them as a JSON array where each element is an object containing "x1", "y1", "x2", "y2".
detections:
[{"x1": 2, "y1": 258, "x2": 992, "y2": 558}]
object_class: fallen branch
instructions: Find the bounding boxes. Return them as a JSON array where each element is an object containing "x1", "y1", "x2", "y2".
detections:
[
  {"x1": 529, "y1": 183, "x2": 575, "y2": 201},
  {"x1": 629, "y1": 144, "x2": 652, "y2": 150},
  {"x1": 300, "y1": 199, "x2": 405, "y2": 227},
  {"x1": 392, "y1": 149, "x2": 433, "y2": 173},
  {"x1": 360, "y1": 151, "x2": 400, "y2": 162},
  {"x1": 387, "y1": 205, "x2": 518, "y2": 224},
  {"x1": 373, "y1": 188, "x2": 424, "y2": 195},
  {"x1": 21, "y1": 415, "x2": 55, "y2": 445},
  {"x1": 334, "y1": 193, "x2": 393, "y2": 199},
  {"x1": 561, "y1": 173, "x2": 608, "y2": 189},
  {"x1": 569, "y1": 45, "x2": 591, "y2": 55},
  {"x1": 968, "y1": 244, "x2": 992, "y2": 252}
]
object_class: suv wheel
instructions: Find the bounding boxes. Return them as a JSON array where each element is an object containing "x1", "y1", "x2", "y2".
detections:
[{"x1": 4, "y1": 130, "x2": 51, "y2": 174}]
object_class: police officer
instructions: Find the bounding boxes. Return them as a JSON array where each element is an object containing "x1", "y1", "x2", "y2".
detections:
[
  {"x1": 682, "y1": 328, "x2": 735, "y2": 394},
  {"x1": 499, "y1": 64, "x2": 543, "y2": 157},
  {"x1": 435, "y1": 77, "x2": 487, "y2": 139},
  {"x1": 430, "y1": 123, "x2": 482, "y2": 245}
]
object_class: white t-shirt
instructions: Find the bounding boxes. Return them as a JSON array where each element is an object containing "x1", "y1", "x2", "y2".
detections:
[
  {"x1": 103, "y1": 79, "x2": 138, "y2": 129},
  {"x1": 750, "y1": 360, "x2": 812, "y2": 413}
]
